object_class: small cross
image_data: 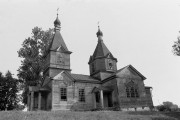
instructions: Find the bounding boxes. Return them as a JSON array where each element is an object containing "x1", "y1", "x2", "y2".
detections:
[{"x1": 57, "y1": 8, "x2": 59, "y2": 16}]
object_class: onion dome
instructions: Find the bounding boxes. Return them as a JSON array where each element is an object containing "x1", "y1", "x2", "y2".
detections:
[
  {"x1": 96, "y1": 26, "x2": 103, "y2": 37},
  {"x1": 54, "y1": 14, "x2": 61, "y2": 27}
]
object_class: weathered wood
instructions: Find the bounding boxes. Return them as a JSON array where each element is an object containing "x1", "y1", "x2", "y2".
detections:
[
  {"x1": 38, "y1": 92, "x2": 41, "y2": 110},
  {"x1": 93, "y1": 93, "x2": 96, "y2": 108},
  {"x1": 100, "y1": 90, "x2": 104, "y2": 108},
  {"x1": 30, "y1": 92, "x2": 34, "y2": 111},
  {"x1": 27, "y1": 93, "x2": 30, "y2": 111}
]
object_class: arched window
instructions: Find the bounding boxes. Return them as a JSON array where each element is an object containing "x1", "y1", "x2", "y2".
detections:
[
  {"x1": 125, "y1": 80, "x2": 139, "y2": 98},
  {"x1": 107, "y1": 59, "x2": 113, "y2": 70}
]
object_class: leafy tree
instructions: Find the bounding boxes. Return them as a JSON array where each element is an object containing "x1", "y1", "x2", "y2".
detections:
[
  {"x1": 0, "y1": 71, "x2": 21, "y2": 110},
  {"x1": 17, "y1": 27, "x2": 53, "y2": 104},
  {"x1": 156, "y1": 101, "x2": 179, "y2": 111},
  {"x1": 172, "y1": 32, "x2": 180, "y2": 55}
]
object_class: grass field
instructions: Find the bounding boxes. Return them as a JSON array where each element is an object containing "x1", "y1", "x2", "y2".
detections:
[{"x1": 0, "y1": 111, "x2": 179, "y2": 120}]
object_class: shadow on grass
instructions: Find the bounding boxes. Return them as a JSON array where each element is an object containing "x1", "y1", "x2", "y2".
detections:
[{"x1": 128, "y1": 111, "x2": 180, "y2": 120}]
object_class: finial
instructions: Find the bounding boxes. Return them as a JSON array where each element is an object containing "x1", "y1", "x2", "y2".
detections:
[
  {"x1": 54, "y1": 8, "x2": 61, "y2": 31},
  {"x1": 98, "y1": 21, "x2": 100, "y2": 30},
  {"x1": 96, "y1": 21, "x2": 103, "y2": 37},
  {"x1": 57, "y1": 8, "x2": 59, "y2": 17}
]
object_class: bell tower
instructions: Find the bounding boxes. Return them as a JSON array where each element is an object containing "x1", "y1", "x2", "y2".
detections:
[
  {"x1": 88, "y1": 26, "x2": 117, "y2": 80},
  {"x1": 43, "y1": 13, "x2": 72, "y2": 78}
]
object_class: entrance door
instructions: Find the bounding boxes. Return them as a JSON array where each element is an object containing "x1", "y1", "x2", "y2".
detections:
[
  {"x1": 107, "y1": 92, "x2": 113, "y2": 107},
  {"x1": 41, "y1": 92, "x2": 47, "y2": 110},
  {"x1": 103, "y1": 92, "x2": 113, "y2": 107}
]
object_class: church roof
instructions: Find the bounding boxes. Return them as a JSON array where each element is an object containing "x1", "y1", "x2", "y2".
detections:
[
  {"x1": 48, "y1": 14, "x2": 70, "y2": 52},
  {"x1": 112, "y1": 64, "x2": 146, "y2": 80},
  {"x1": 93, "y1": 40, "x2": 111, "y2": 58},
  {"x1": 102, "y1": 64, "x2": 146, "y2": 83},
  {"x1": 123, "y1": 65, "x2": 146, "y2": 80},
  {"x1": 89, "y1": 40, "x2": 117, "y2": 63},
  {"x1": 145, "y1": 86, "x2": 152, "y2": 89},
  {"x1": 88, "y1": 27, "x2": 117, "y2": 63},
  {"x1": 49, "y1": 31, "x2": 69, "y2": 51},
  {"x1": 71, "y1": 73, "x2": 100, "y2": 83}
]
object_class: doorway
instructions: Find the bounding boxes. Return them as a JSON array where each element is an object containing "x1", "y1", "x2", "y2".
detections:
[{"x1": 103, "y1": 92, "x2": 113, "y2": 107}]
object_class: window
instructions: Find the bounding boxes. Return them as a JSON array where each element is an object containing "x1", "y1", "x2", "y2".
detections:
[
  {"x1": 79, "y1": 89, "x2": 85, "y2": 102},
  {"x1": 125, "y1": 80, "x2": 139, "y2": 98},
  {"x1": 126, "y1": 87, "x2": 139, "y2": 98},
  {"x1": 109, "y1": 62, "x2": 113, "y2": 69},
  {"x1": 107, "y1": 59, "x2": 113, "y2": 70},
  {"x1": 60, "y1": 88, "x2": 67, "y2": 101}
]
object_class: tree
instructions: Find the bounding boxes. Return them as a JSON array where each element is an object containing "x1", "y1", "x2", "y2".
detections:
[
  {"x1": 17, "y1": 27, "x2": 53, "y2": 104},
  {"x1": 156, "y1": 101, "x2": 179, "y2": 111},
  {"x1": 172, "y1": 31, "x2": 180, "y2": 55},
  {"x1": 0, "y1": 71, "x2": 21, "y2": 110}
]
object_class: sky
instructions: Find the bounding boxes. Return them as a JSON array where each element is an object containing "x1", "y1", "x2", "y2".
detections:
[{"x1": 0, "y1": 0, "x2": 180, "y2": 106}]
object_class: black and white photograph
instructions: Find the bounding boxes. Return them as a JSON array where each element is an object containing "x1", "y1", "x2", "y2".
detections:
[{"x1": 0, "y1": 0, "x2": 180, "y2": 119}]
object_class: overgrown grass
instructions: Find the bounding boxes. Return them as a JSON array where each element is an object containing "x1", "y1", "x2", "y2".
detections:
[{"x1": 0, "y1": 111, "x2": 178, "y2": 120}]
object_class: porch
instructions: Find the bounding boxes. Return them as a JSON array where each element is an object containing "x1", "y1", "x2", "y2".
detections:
[
  {"x1": 92, "y1": 86, "x2": 114, "y2": 109},
  {"x1": 28, "y1": 86, "x2": 51, "y2": 111}
]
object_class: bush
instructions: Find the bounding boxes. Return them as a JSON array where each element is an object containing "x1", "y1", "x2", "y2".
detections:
[
  {"x1": 156, "y1": 101, "x2": 179, "y2": 112},
  {"x1": 156, "y1": 105, "x2": 168, "y2": 111}
]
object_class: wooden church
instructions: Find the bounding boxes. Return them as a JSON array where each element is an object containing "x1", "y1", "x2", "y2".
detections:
[{"x1": 27, "y1": 14, "x2": 153, "y2": 111}]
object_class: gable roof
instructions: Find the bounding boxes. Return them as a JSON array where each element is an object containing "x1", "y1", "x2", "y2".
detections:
[
  {"x1": 42, "y1": 72, "x2": 100, "y2": 87},
  {"x1": 116, "y1": 64, "x2": 146, "y2": 80},
  {"x1": 53, "y1": 70, "x2": 75, "y2": 81},
  {"x1": 71, "y1": 73, "x2": 100, "y2": 83},
  {"x1": 128, "y1": 65, "x2": 146, "y2": 80},
  {"x1": 102, "y1": 64, "x2": 146, "y2": 82}
]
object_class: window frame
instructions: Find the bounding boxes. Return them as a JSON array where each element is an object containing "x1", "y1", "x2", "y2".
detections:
[
  {"x1": 125, "y1": 81, "x2": 139, "y2": 98},
  {"x1": 107, "y1": 59, "x2": 113, "y2": 70},
  {"x1": 79, "y1": 88, "x2": 85, "y2": 102},
  {"x1": 60, "y1": 87, "x2": 67, "y2": 101}
]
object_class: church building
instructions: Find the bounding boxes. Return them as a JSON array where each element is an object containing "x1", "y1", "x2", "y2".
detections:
[{"x1": 27, "y1": 14, "x2": 153, "y2": 111}]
